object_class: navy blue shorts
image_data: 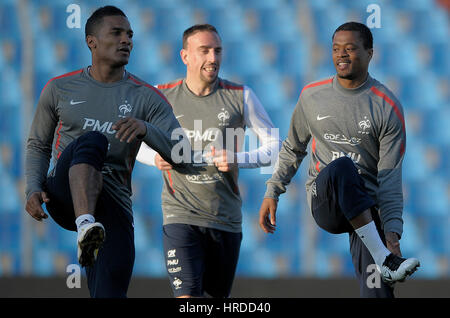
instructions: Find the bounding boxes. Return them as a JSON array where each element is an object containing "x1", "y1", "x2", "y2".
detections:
[
  {"x1": 311, "y1": 156, "x2": 376, "y2": 234},
  {"x1": 162, "y1": 223, "x2": 242, "y2": 297},
  {"x1": 44, "y1": 131, "x2": 135, "y2": 298}
]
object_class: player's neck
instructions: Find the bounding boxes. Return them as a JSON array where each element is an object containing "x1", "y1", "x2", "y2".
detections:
[
  {"x1": 185, "y1": 77, "x2": 217, "y2": 97},
  {"x1": 336, "y1": 72, "x2": 369, "y2": 89},
  {"x1": 89, "y1": 64, "x2": 126, "y2": 83}
]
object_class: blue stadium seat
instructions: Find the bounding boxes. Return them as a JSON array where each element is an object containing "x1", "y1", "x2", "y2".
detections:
[
  {"x1": 33, "y1": 247, "x2": 56, "y2": 276},
  {"x1": 402, "y1": 138, "x2": 430, "y2": 182},
  {"x1": 127, "y1": 37, "x2": 166, "y2": 79},
  {"x1": 423, "y1": 104, "x2": 450, "y2": 148},
  {"x1": 0, "y1": 73, "x2": 22, "y2": 142},
  {"x1": 413, "y1": 177, "x2": 448, "y2": 217},
  {"x1": 0, "y1": 174, "x2": 21, "y2": 214},
  {"x1": 224, "y1": 37, "x2": 266, "y2": 77},
  {"x1": 384, "y1": 39, "x2": 421, "y2": 78},
  {"x1": 430, "y1": 42, "x2": 450, "y2": 76},
  {"x1": 393, "y1": 0, "x2": 434, "y2": 10},
  {"x1": 191, "y1": 0, "x2": 235, "y2": 10},
  {"x1": 258, "y1": 7, "x2": 300, "y2": 43},
  {"x1": 151, "y1": 5, "x2": 195, "y2": 42},
  {"x1": 310, "y1": 5, "x2": 348, "y2": 45},
  {"x1": 208, "y1": 6, "x2": 251, "y2": 42},
  {"x1": 275, "y1": 39, "x2": 310, "y2": 77},
  {"x1": 0, "y1": 213, "x2": 20, "y2": 252},
  {"x1": 238, "y1": 0, "x2": 279, "y2": 10},
  {"x1": 249, "y1": 68, "x2": 290, "y2": 110},
  {"x1": 134, "y1": 247, "x2": 166, "y2": 276},
  {"x1": 370, "y1": 9, "x2": 402, "y2": 45},
  {"x1": 0, "y1": 1, "x2": 20, "y2": 39},
  {"x1": 401, "y1": 214, "x2": 423, "y2": 256}
]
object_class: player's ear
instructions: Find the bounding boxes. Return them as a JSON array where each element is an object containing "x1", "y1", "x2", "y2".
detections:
[
  {"x1": 367, "y1": 48, "x2": 373, "y2": 62},
  {"x1": 180, "y1": 48, "x2": 188, "y2": 65},
  {"x1": 86, "y1": 35, "x2": 97, "y2": 51}
]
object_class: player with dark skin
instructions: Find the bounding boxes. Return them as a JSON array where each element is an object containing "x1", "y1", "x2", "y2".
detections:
[
  {"x1": 25, "y1": 15, "x2": 147, "y2": 223},
  {"x1": 259, "y1": 29, "x2": 401, "y2": 256}
]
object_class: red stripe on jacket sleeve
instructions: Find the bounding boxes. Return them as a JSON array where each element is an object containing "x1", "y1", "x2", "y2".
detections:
[
  {"x1": 219, "y1": 80, "x2": 244, "y2": 90},
  {"x1": 129, "y1": 76, "x2": 172, "y2": 107},
  {"x1": 370, "y1": 86, "x2": 406, "y2": 156},
  {"x1": 157, "y1": 80, "x2": 183, "y2": 90},
  {"x1": 300, "y1": 78, "x2": 333, "y2": 97},
  {"x1": 41, "y1": 69, "x2": 83, "y2": 96},
  {"x1": 55, "y1": 120, "x2": 63, "y2": 159}
]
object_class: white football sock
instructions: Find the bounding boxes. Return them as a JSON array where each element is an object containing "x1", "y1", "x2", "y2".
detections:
[
  {"x1": 75, "y1": 214, "x2": 95, "y2": 232},
  {"x1": 354, "y1": 221, "x2": 391, "y2": 267}
]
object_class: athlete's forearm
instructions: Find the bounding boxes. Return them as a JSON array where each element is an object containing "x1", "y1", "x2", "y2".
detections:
[
  {"x1": 377, "y1": 101, "x2": 406, "y2": 237},
  {"x1": 264, "y1": 139, "x2": 307, "y2": 200},
  {"x1": 25, "y1": 141, "x2": 52, "y2": 201}
]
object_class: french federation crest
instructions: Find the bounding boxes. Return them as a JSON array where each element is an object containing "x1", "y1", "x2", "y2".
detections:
[
  {"x1": 218, "y1": 108, "x2": 230, "y2": 126},
  {"x1": 118, "y1": 100, "x2": 133, "y2": 118},
  {"x1": 358, "y1": 116, "x2": 371, "y2": 134}
]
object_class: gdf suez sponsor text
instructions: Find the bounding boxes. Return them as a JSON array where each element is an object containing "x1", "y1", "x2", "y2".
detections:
[{"x1": 179, "y1": 301, "x2": 271, "y2": 315}]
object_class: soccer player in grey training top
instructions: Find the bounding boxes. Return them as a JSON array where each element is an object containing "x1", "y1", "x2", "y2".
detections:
[
  {"x1": 137, "y1": 24, "x2": 281, "y2": 297},
  {"x1": 24, "y1": 6, "x2": 186, "y2": 298},
  {"x1": 259, "y1": 22, "x2": 419, "y2": 298}
]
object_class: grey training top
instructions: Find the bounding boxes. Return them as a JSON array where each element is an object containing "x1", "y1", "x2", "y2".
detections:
[
  {"x1": 137, "y1": 78, "x2": 280, "y2": 233},
  {"x1": 25, "y1": 67, "x2": 182, "y2": 216},
  {"x1": 265, "y1": 75, "x2": 406, "y2": 237}
]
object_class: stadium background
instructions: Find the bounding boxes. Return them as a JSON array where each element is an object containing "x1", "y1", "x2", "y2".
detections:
[{"x1": 0, "y1": 0, "x2": 448, "y2": 297}]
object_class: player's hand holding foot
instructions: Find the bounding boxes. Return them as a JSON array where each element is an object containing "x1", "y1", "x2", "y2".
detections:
[
  {"x1": 155, "y1": 153, "x2": 173, "y2": 171},
  {"x1": 259, "y1": 198, "x2": 277, "y2": 234},
  {"x1": 25, "y1": 191, "x2": 49, "y2": 221},
  {"x1": 385, "y1": 231, "x2": 402, "y2": 257},
  {"x1": 380, "y1": 231, "x2": 420, "y2": 284},
  {"x1": 112, "y1": 117, "x2": 147, "y2": 143}
]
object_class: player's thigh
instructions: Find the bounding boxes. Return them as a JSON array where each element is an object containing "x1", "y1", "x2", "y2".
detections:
[
  {"x1": 203, "y1": 228, "x2": 242, "y2": 298},
  {"x1": 311, "y1": 162, "x2": 353, "y2": 234},
  {"x1": 45, "y1": 131, "x2": 108, "y2": 231},
  {"x1": 45, "y1": 138, "x2": 79, "y2": 231},
  {"x1": 162, "y1": 223, "x2": 206, "y2": 297}
]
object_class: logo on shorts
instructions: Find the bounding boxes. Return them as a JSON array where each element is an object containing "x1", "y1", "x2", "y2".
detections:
[
  {"x1": 167, "y1": 249, "x2": 176, "y2": 258},
  {"x1": 167, "y1": 259, "x2": 179, "y2": 266},
  {"x1": 168, "y1": 266, "x2": 182, "y2": 273},
  {"x1": 311, "y1": 181, "x2": 317, "y2": 197},
  {"x1": 173, "y1": 277, "x2": 182, "y2": 290}
]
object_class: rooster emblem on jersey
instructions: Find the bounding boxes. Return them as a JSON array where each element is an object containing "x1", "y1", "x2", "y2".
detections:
[
  {"x1": 358, "y1": 116, "x2": 371, "y2": 134},
  {"x1": 118, "y1": 101, "x2": 133, "y2": 118},
  {"x1": 218, "y1": 108, "x2": 230, "y2": 126}
]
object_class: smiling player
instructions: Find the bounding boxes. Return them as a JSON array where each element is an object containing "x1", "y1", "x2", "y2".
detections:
[{"x1": 259, "y1": 22, "x2": 420, "y2": 298}]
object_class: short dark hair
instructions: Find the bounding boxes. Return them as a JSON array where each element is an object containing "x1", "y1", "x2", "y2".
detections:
[
  {"x1": 85, "y1": 5, "x2": 127, "y2": 38},
  {"x1": 332, "y1": 22, "x2": 373, "y2": 49},
  {"x1": 182, "y1": 24, "x2": 220, "y2": 49}
]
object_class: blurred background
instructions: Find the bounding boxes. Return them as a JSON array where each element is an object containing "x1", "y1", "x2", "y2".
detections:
[{"x1": 0, "y1": 0, "x2": 448, "y2": 296}]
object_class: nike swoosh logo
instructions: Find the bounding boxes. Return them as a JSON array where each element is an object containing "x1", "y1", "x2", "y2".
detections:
[
  {"x1": 317, "y1": 115, "x2": 332, "y2": 121},
  {"x1": 175, "y1": 115, "x2": 184, "y2": 119},
  {"x1": 70, "y1": 100, "x2": 86, "y2": 105}
]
